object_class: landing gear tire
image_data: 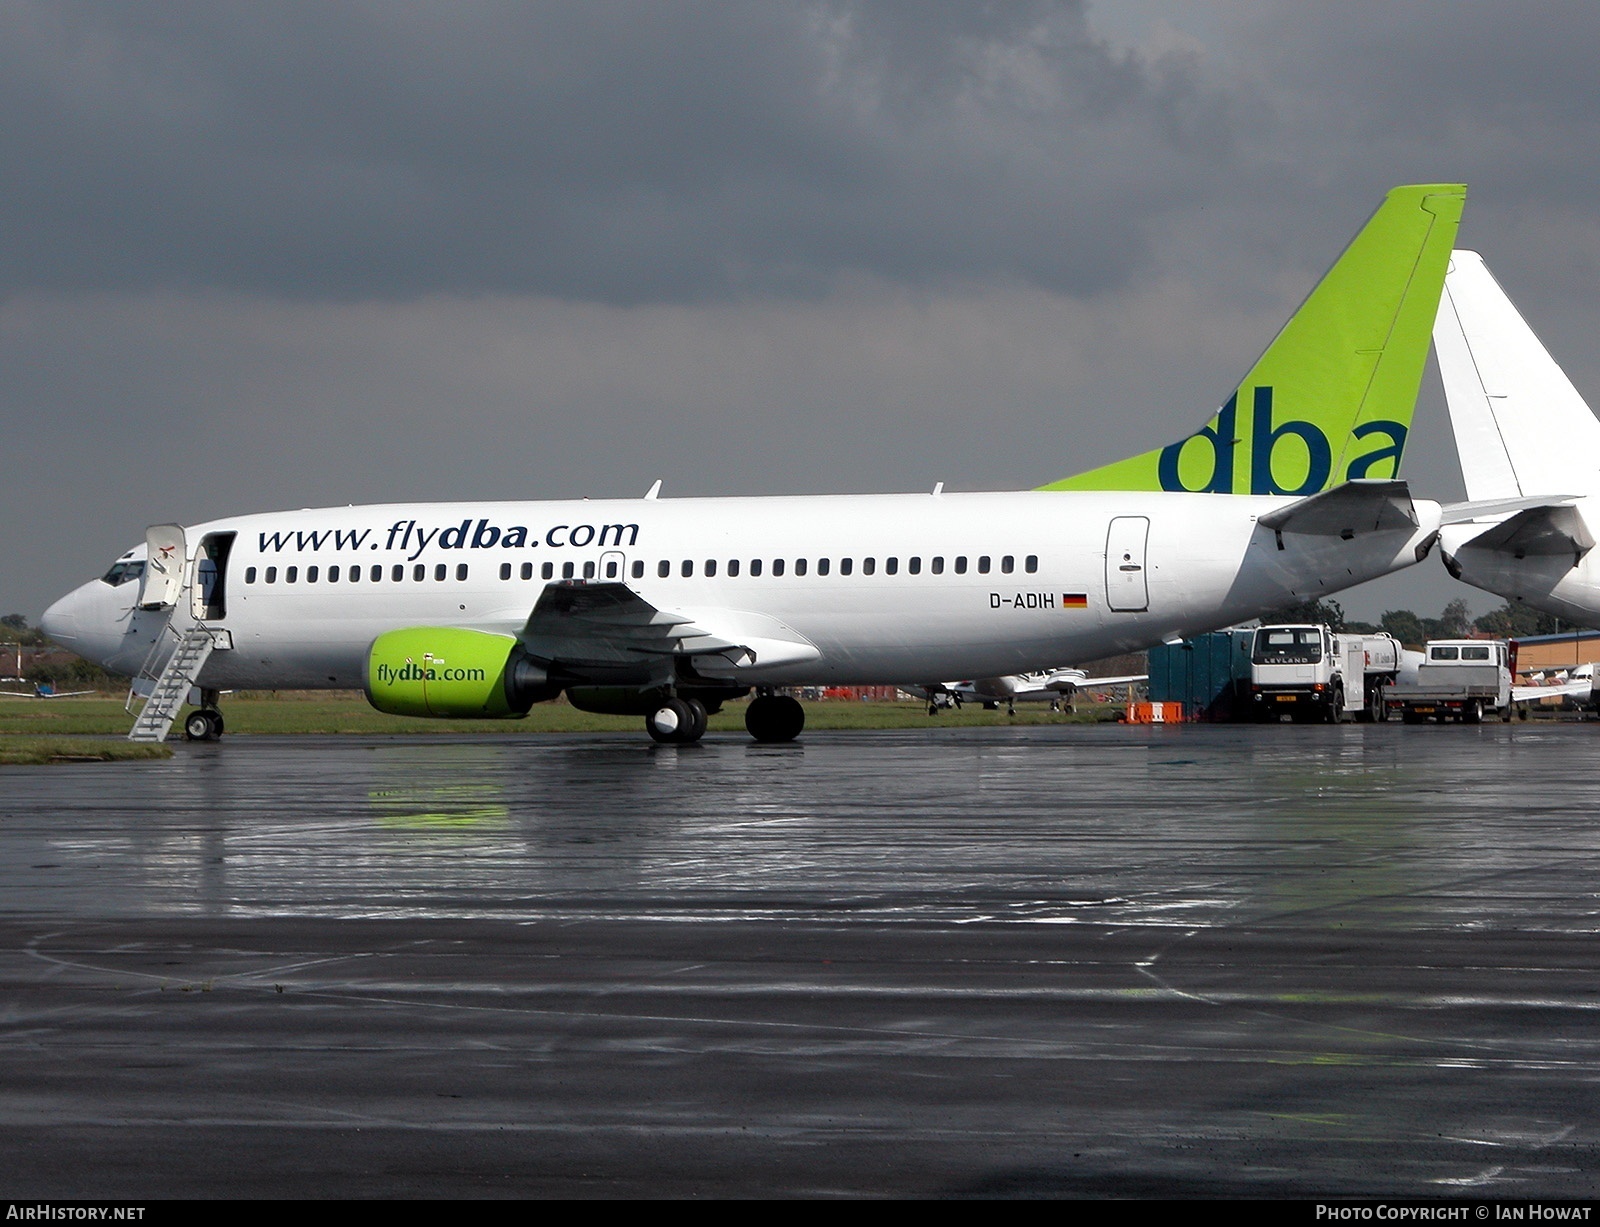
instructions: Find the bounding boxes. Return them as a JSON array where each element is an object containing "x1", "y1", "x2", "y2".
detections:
[
  {"x1": 184, "y1": 709, "x2": 223, "y2": 742},
  {"x1": 745, "y1": 694, "x2": 805, "y2": 743},
  {"x1": 646, "y1": 698, "x2": 706, "y2": 744}
]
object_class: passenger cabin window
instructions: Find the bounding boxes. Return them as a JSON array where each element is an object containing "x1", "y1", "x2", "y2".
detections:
[
  {"x1": 500, "y1": 563, "x2": 512, "y2": 580},
  {"x1": 349, "y1": 566, "x2": 360, "y2": 583},
  {"x1": 886, "y1": 557, "x2": 898, "y2": 575},
  {"x1": 456, "y1": 564, "x2": 468, "y2": 581},
  {"x1": 681, "y1": 560, "x2": 693, "y2": 578},
  {"x1": 392, "y1": 565, "x2": 404, "y2": 582},
  {"x1": 839, "y1": 558, "x2": 852, "y2": 576},
  {"x1": 245, "y1": 566, "x2": 258, "y2": 584},
  {"x1": 705, "y1": 560, "x2": 717, "y2": 577},
  {"x1": 909, "y1": 557, "x2": 922, "y2": 574},
  {"x1": 306, "y1": 565, "x2": 318, "y2": 583},
  {"x1": 328, "y1": 566, "x2": 340, "y2": 582},
  {"x1": 750, "y1": 559, "x2": 763, "y2": 577},
  {"x1": 286, "y1": 566, "x2": 298, "y2": 583},
  {"x1": 632, "y1": 560, "x2": 644, "y2": 579},
  {"x1": 413, "y1": 564, "x2": 425, "y2": 581},
  {"x1": 977, "y1": 556, "x2": 990, "y2": 574},
  {"x1": 583, "y1": 561, "x2": 595, "y2": 579},
  {"x1": 863, "y1": 557, "x2": 875, "y2": 575},
  {"x1": 522, "y1": 562, "x2": 534, "y2": 580},
  {"x1": 773, "y1": 559, "x2": 785, "y2": 576},
  {"x1": 659, "y1": 560, "x2": 671, "y2": 578},
  {"x1": 816, "y1": 558, "x2": 829, "y2": 576},
  {"x1": 542, "y1": 563, "x2": 554, "y2": 580},
  {"x1": 1001, "y1": 556, "x2": 1014, "y2": 574},
  {"x1": 727, "y1": 560, "x2": 739, "y2": 577},
  {"x1": 1025, "y1": 555, "x2": 1038, "y2": 573},
  {"x1": 563, "y1": 562, "x2": 575, "y2": 580},
  {"x1": 265, "y1": 567, "x2": 278, "y2": 583},
  {"x1": 931, "y1": 557, "x2": 944, "y2": 575},
  {"x1": 795, "y1": 559, "x2": 808, "y2": 576},
  {"x1": 954, "y1": 556, "x2": 967, "y2": 574}
]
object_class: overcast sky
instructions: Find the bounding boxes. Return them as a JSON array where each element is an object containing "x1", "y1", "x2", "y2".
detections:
[{"x1": 8, "y1": 1, "x2": 1600, "y2": 625}]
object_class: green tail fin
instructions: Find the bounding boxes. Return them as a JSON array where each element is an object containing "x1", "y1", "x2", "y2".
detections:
[{"x1": 1039, "y1": 183, "x2": 1466, "y2": 495}]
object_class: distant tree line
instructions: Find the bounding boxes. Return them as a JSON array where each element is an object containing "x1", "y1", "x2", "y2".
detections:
[{"x1": 0, "y1": 613, "x2": 120, "y2": 688}]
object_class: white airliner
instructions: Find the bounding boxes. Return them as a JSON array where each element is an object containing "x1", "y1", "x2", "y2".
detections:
[
  {"x1": 41, "y1": 185, "x2": 1465, "y2": 744},
  {"x1": 919, "y1": 668, "x2": 1148, "y2": 715},
  {"x1": 1433, "y1": 250, "x2": 1600, "y2": 626}
]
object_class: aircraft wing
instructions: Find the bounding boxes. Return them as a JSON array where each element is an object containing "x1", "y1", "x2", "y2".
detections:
[
  {"x1": 1513, "y1": 678, "x2": 1596, "y2": 705},
  {"x1": 0, "y1": 688, "x2": 96, "y2": 698},
  {"x1": 1063, "y1": 673, "x2": 1147, "y2": 690},
  {"x1": 1458, "y1": 504, "x2": 1595, "y2": 560},
  {"x1": 519, "y1": 582, "x2": 821, "y2": 676},
  {"x1": 1257, "y1": 480, "x2": 1419, "y2": 538}
]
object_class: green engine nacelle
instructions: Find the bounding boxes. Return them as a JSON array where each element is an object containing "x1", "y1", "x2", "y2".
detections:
[{"x1": 365, "y1": 627, "x2": 551, "y2": 718}]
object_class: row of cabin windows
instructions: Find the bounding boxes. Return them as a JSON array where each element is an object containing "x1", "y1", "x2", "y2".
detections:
[
  {"x1": 494, "y1": 554, "x2": 1041, "y2": 581},
  {"x1": 244, "y1": 553, "x2": 1042, "y2": 587},
  {"x1": 244, "y1": 563, "x2": 471, "y2": 585}
]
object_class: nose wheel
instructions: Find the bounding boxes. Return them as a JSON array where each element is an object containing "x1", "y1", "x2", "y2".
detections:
[{"x1": 183, "y1": 708, "x2": 224, "y2": 742}]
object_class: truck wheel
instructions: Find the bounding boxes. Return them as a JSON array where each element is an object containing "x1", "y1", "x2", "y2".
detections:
[
  {"x1": 1463, "y1": 699, "x2": 1483, "y2": 725},
  {"x1": 1326, "y1": 687, "x2": 1344, "y2": 723}
]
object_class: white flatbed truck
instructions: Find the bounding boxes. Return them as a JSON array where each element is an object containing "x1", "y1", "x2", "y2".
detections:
[{"x1": 1384, "y1": 639, "x2": 1512, "y2": 723}]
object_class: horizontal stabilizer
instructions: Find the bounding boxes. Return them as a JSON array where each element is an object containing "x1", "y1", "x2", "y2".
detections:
[
  {"x1": 1441, "y1": 494, "x2": 1579, "y2": 525},
  {"x1": 1460, "y1": 504, "x2": 1594, "y2": 560},
  {"x1": 1257, "y1": 480, "x2": 1419, "y2": 537}
]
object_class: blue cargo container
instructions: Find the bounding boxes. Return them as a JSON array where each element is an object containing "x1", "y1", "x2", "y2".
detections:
[{"x1": 1147, "y1": 629, "x2": 1255, "y2": 721}]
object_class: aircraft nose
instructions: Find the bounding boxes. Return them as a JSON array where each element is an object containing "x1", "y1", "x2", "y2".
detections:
[{"x1": 40, "y1": 586, "x2": 84, "y2": 644}]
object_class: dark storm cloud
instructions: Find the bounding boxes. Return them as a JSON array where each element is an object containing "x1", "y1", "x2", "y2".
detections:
[{"x1": 0, "y1": 0, "x2": 1240, "y2": 304}]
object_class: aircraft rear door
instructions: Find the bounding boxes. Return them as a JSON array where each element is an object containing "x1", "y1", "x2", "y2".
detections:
[
  {"x1": 599, "y1": 550, "x2": 627, "y2": 582},
  {"x1": 1105, "y1": 516, "x2": 1150, "y2": 612}
]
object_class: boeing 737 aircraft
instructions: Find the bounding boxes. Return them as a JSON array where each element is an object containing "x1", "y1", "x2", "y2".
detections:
[
  {"x1": 1433, "y1": 250, "x2": 1600, "y2": 626},
  {"x1": 42, "y1": 184, "x2": 1465, "y2": 744}
]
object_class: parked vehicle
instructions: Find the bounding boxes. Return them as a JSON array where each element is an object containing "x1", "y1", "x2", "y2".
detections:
[
  {"x1": 1384, "y1": 639, "x2": 1512, "y2": 723},
  {"x1": 1247, "y1": 624, "x2": 1403, "y2": 722}
]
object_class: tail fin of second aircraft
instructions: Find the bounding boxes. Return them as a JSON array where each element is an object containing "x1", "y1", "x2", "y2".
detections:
[
  {"x1": 1433, "y1": 249, "x2": 1600, "y2": 501},
  {"x1": 1041, "y1": 183, "x2": 1466, "y2": 496}
]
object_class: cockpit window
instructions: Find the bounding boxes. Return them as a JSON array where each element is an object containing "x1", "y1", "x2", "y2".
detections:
[{"x1": 100, "y1": 560, "x2": 146, "y2": 586}]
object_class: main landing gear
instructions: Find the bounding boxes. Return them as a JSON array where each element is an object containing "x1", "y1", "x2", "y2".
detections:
[
  {"x1": 183, "y1": 689, "x2": 225, "y2": 742},
  {"x1": 643, "y1": 691, "x2": 806, "y2": 744},
  {"x1": 745, "y1": 693, "x2": 804, "y2": 743},
  {"x1": 645, "y1": 697, "x2": 709, "y2": 744}
]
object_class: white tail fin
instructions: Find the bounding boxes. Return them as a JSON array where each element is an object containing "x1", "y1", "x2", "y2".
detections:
[{"x1": 1434, "y1": 250, "x2": 1600, "y2": 500}]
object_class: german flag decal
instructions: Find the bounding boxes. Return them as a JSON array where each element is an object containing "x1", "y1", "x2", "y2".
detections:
[{"x1": 1063, "y1": 593, "x2": 1088, "y2": 609}]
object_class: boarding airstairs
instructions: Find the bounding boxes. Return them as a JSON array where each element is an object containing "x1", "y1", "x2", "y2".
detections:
[{"x1": 126, "y1": 623, "x2": 217, "y2": 742}]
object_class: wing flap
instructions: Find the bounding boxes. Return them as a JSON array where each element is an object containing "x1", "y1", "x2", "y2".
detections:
[{"x1": 520, "y1": 582, "x2": 820, "y2": 674}]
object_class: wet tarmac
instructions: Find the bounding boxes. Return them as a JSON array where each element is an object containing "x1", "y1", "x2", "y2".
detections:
[{"x1": 3, "y1": 722, "x2": 1600, "y2": 1198}]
